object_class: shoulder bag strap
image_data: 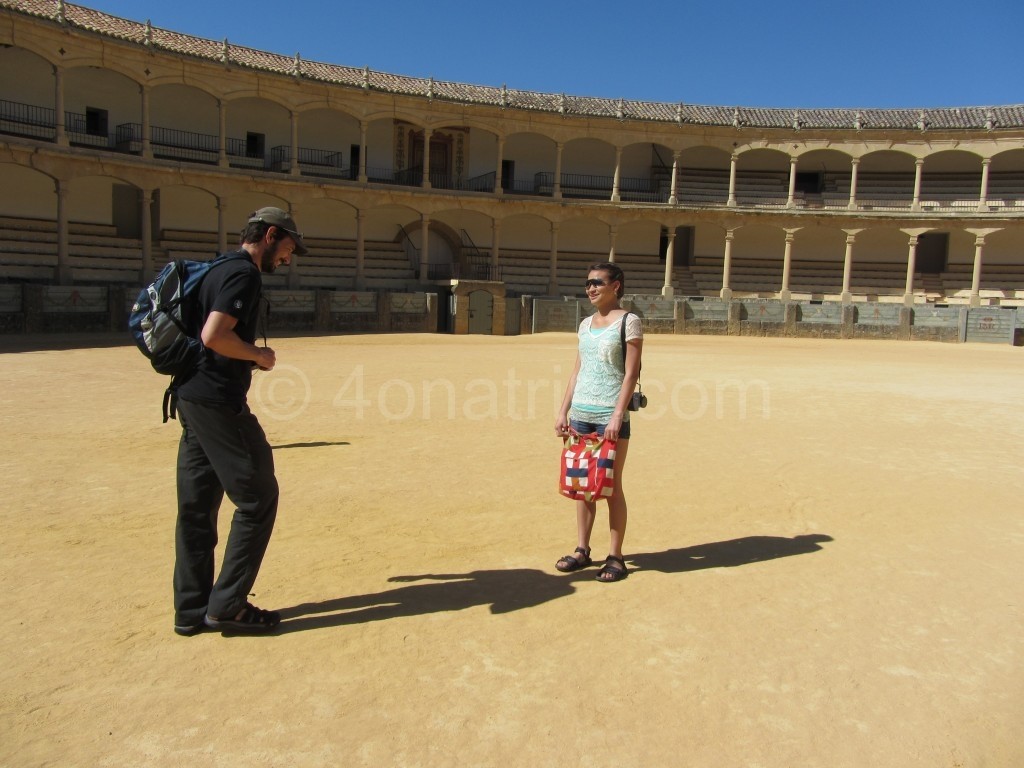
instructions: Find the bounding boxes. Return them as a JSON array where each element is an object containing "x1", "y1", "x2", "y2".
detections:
[{"x1": 619, "y1": 311, "x2": 641, "y2": 380}]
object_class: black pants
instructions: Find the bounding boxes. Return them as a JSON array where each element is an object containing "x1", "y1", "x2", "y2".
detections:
[{"x1": 174, "y1": 398, "x2": 279, "y2": 627}]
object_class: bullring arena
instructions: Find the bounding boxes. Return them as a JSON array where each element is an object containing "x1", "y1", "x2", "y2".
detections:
[
  {"x1": 3, "y1": 332, "x2": 1024, "y2": 766},
  {"x1": 1, "y1": 1, "x2": 1023, "y2": 766}
]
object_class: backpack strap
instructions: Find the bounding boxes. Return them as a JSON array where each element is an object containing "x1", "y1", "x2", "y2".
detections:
[{"x1": 162, "y1": 385, "x2": 177, "y2": 423}]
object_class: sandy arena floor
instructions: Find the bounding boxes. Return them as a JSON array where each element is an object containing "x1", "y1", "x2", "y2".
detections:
[{"x1": 1, "y1": 332, "x2": 1022, "y2": 767}]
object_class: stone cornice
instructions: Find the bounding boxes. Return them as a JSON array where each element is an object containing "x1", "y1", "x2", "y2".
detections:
[{"x1": 2, "y1": 0, "x2": 1022, "y2": 132}]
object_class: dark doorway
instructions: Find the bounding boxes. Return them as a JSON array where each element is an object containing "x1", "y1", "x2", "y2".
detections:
[
  {"x1": 112, "y1": 184, "x2": 140, "y2": 238},
  {"x1": 435, "y1": 284, "x2": 454, "y2": 333},
  {"x1": 917, "y1": 232, "x2": 948, "y2": 274},
  {"x1": 246, "y1": 132, "x2": 265, "y2": 160},
  {"x1": 795, "y1": 172, "x2": 823, "y2": 194},
  {"x1": 410, "y1": 132, "x2": 451, "y2": 187},
  {"x1": 501, "y1": 159, "x2": 515, "y2": 192},
  {"x1": 349, "y1": 144, "x2": 360, "y2": 180},
  {"x1": 85, "y1": 107, "x2": 108, "y2": 137},
  {"x1": 660, "y1": 226, "x2": 694, "y2": 265}
]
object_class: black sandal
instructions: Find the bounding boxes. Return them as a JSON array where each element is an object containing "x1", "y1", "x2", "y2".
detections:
[
  {"x1": 204, "y1": 602, "x2": 281, "y2": 633},
  {"x1": 555, "y1": 546, "x2": 593, "y2": 572},
  {"x1": 596, "y1": 555, "x2": 628, "y2": 582}
]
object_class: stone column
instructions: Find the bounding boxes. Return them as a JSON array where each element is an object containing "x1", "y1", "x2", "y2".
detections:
[
  {"x1": 553, "y1": 142, "x2": 563, "y2": 199},
  {"x1": 355, "y1": 209, "x2": 366, "y2": 289},
  {"x1": 779, "y1": 229, "x2": 799, "y2": 301},
  {"x1": 56, "y1": 179, "x2": 70, "y2": 284},
  {"x1": 290, "y1": 111, "x2": 300, "y2": 176},
  {"x1": 978, "y1": 158, "x2": 992, "y2": 211},
  {"x1": 217, "y1": 99, "x2": 228, "y2": 167},
  {"x1": 494, "y1": 137, "x2": 505, "y2": 194},
  {"x1": 721, "y1": 229, "x2": 734, "y2": 299},
  {"x1": 902, "y1": 231, "x2": 922, "y2": 306},
  {"x1": 358, "y1": 120, "x2": 368, "y2": 182},
  {"x1": 969, "y1": 234, "x2": 985, "y2": 308},
  {"x1": 140, "y1": 85, "x2": 152, "y2": 158},
  {"x1": 419, "y1": 215, "x2": 430, "y2": 281},
  {"x1": 490, "y1": 218, "x2": 501, "y2": 269},
  {"x1": 727, "y1": 153, "x2": 738, "y2": 206},
  {"x1": 786, "y1": 155, "x2": 798, "y2": 207},
  {"x1": 847, "y1": 157, "x2": 859, "y2": 209},
  {"x1": 663, "y1": 228, "x2": 676, "y2": 298},
  {"x1": 611, "y1": 146, "x2": 622, "y2": 202},
  {"x1": 422, "y1": 128, "x2": 433, "y2": 189},
  {"x1": 608, "y1": 225, "x2": 617, "y2": 264},
  {"x1": 965, "y1": 227, "x2": 1002, "y2": 308},
  {"x1": 548, "y1": 222, "x2": 560, "y2": 295},
  {"x1": 140, "y1": 189, "x2": 153, "y2": 282},
  {"x1": 840, "y1": 229, "x2": 863, "y2": 305},
  {"x1": 216, "y1": 197, "x2": 228, "y2": 255},
  {"x1": 54, "y1": 65, "x2": 67, "y2": 146},
  {"x1": 912, "y1": 158, "x2": 924, "y2": 210},
  {"x1": 668, "y1": 150, "x2": 680, "y2": 205}
]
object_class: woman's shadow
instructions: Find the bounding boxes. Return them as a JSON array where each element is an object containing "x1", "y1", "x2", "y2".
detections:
[
  {"x1": 628, "y1": 533, "x2": 833, "y2": 574},
  {"x1": 276, "y1": 534, "x2": 832, "y2": 634}
]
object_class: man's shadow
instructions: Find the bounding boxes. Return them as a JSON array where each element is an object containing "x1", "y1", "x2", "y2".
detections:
[
  {"x1": 277, "y1": 568, "x2": 586, "y2": 633},
  {"x1": 277, "y1": 534, "x2": 832, "y2": 634}
]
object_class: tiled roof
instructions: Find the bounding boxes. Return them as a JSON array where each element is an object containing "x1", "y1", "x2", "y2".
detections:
[{"x1": 4, "y1": 0, "x2": 1022, "y2": 131}]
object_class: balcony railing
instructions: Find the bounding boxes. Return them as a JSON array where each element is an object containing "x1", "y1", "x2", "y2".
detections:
[
  {"x1": 505, "y1": 176, "x2": 550, "y2": 196},
  {"x1": 1, "y1": 99, "x2": 1019, "y2": 212},
  {"x1": 366, "y1": 165, "x2": 401, "y2": 185},
  {"x1": 0, "y1": 99, "x2": 57, "y2": 139},
  {"x1": 270, "y1": 145, "x2": 353, "y2": 178},
  {"x1": 66, "y1": 111, "x2": 111, "y2": 148},
  {"x1": 465, "y1": 171, "x2": 496, "y2": 192},
  {"x1": 115, "y1": 123, "x2": 221, "y2": 163}
]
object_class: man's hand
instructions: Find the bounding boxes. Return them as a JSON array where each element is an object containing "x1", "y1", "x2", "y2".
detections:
[{"x1": 254, "y1": 347, "x2": 276, "y2": 371}]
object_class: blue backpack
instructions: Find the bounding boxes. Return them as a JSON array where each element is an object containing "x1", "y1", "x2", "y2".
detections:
[{"x1": 129, "y1": 253, "x2": 246, "y2": 420}]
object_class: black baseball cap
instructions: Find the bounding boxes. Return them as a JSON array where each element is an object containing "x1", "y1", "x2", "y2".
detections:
[{"x1": 248, "y1": 207, "x2": 308, "y2": 255}]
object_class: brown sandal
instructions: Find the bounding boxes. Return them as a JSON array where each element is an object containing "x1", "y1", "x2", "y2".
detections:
[
  {"x1": 556, "y1": 546, "x2": 593, "y2": 572},
  {"x1": 595, "y1": 555, "x2": 628, "y2": 582}
]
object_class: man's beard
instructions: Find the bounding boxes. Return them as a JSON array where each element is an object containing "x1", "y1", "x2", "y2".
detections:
[{"x1": 260, "y1": 240, "x2": 285, "y2": 273}]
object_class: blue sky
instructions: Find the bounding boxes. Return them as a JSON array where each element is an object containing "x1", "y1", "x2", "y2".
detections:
[{"x1": 75, "y1": 0, "x2": 1023, "y2": 109}]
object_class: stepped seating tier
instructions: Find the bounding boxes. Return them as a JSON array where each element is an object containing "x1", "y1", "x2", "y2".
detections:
[{"x1": 0, "y1": 217, "x2": 1020, "y2": 304}]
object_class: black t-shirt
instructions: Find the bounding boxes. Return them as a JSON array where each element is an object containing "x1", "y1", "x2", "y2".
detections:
[{"x1": 176, "y1": 251, "x2": 264, "y2": 406}]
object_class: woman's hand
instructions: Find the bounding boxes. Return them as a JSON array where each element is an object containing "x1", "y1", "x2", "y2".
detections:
[
  {"x1": 555, "y1": 415, "x2": 570, "y2": 437},
  {"x1": 603, "y1": 413, "x2": 624, "y2": 442}
]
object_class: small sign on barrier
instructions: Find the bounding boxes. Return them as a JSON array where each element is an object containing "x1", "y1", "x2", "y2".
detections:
[
  {"x1": 798, "y1": 302, "x2": 842, "y2": 324},
  {"x1": 964, "y1": 307, "x2": 1016, "y2": 344}
]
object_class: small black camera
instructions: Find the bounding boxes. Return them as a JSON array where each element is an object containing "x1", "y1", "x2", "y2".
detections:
[{"x1": 629, "y1": 390, "x2": 647, "y2": 411}]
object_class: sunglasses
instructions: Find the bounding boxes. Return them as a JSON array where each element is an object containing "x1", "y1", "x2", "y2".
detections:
[{"x1": 585, "y1": 279, "x2": 608, "y2": 288}]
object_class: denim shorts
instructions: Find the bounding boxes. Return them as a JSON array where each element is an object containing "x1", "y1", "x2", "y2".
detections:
[{"x1": 570, "y1": 417, "x2": 631, "y2": 440}]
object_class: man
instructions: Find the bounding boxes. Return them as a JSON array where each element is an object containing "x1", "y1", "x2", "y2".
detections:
[{"x1": 172, "y1": 206, "x2": 308, "y2": 635}]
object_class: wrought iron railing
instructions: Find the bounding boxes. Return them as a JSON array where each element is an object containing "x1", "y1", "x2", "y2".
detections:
[
  {"x1": 393, "y1": 167, "x2": 422, "y2": 186},
  {"x1": 115, "y1": 123, "x2": 221, "y2": 163},
  {"x1": 396, "y1": 224, "x2": 420, "y2": 268},
  {"x1": 0, "y1": 99, "x2": 56, "y2": 140},
  {"x1": 269, "y1": 145, "x2": 348, "y2": 174},
  {"x1": 0, "y1": 98, "x2": 55, "y2": 126},
  {"x1": 428, "y1": 262, "x2": 459, "y2": 280},
  {"x1": 465, "y1": 171, "x2": 495, "y2": 192},
  {"x1": 225, "y1": 137, "x2": 265, "y2": 167}
]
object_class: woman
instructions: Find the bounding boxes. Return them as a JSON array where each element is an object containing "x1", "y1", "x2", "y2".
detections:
[{"x1": 554, "y1": 262, "x2": 643, "y2": 582}]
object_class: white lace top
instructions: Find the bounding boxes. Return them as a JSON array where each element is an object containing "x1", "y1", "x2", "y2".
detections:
[{"x1": 569, "y1": 312, "x2": 643, "y2": 422}]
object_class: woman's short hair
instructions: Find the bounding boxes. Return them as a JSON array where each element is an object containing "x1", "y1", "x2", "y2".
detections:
[{"x1": 588, "y1": 262, "x2": 626, "y2": 298}]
